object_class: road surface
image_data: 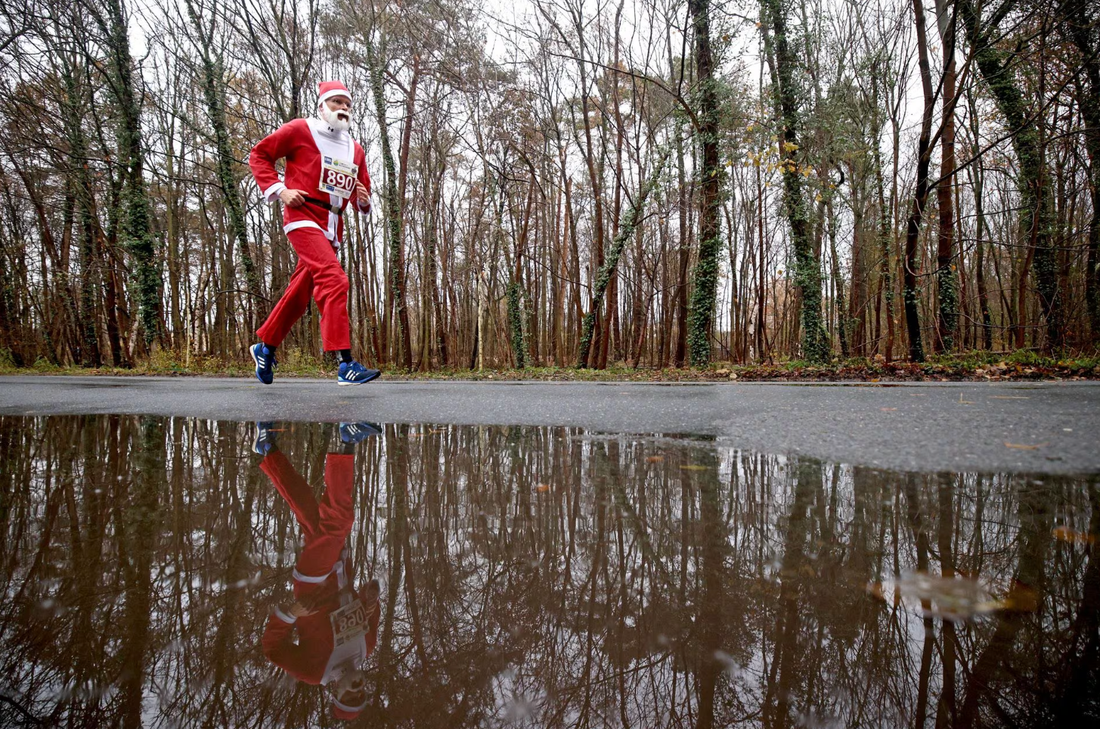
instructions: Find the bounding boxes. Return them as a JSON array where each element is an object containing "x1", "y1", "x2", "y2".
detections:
[{"x1": 1, "y1": 375, "x2": 1097, "y2": 474}]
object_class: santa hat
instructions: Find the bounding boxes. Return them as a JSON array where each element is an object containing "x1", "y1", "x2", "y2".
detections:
[{"x1": 319, "y1": 80, "x2": 352, "y2": 105}]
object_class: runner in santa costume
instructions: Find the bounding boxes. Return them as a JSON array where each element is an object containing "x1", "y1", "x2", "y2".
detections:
[
  {"x1": 248, "y1": 80, "x2": 380, "y2": 385},
  {"x1": 256, "y1": 421, "x2": 383, "y2": 721}
]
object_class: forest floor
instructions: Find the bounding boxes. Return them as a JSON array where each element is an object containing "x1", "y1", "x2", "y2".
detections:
[{"x1": 3, "y1": 349, "x2": 1098, "y2": 382}]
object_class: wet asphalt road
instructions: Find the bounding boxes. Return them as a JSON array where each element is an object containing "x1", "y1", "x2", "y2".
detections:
[{"x1": 0, "y1": 375, "x2": 1097, "y2": 474}]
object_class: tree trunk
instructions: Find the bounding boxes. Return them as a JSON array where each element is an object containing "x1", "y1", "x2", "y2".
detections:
[
  {"x1": 873, "y1": 84, "x2": 896, "y2": 362},
  {"x1": 102, "y1": 0, "x2": 162, "y2": 348},
  {"x1": 1064, "y1": 0, "x2": 1100, "y2": 342},
  {"x1": 186, "y1": 0, "x2": 261, "y2": 336},
  {"x1": 963, "y1": 87, "x2": 995, "y2": 350},
  {"x1": 827, "y1": 194, "x2": 848, "y2": 358},
  {"x1": 902, "y1": 0, "x2": 935, "y2": 363},
  {"x1": 61, "y1": 52, "x2": 102, "y2": 367},
  {"x1": 673, "y1": 122, "x2": 691, "y2": 367},
  {"x1": 687, "y1": 0, "x2": 723, "y2": 366},
  {"x1": 959, "y1": 0, "x2": 1061, "y2": 351},
  {"x1": 760, "y1": 0, "x2": 829, "y2": 362},
  {"x1": 366, "y1": 36, "x2": 413, "y2": 369},
  {"x1": 934, "y1": 0, "x2": 958, "y2": 353},
  {"x1": 578, "y1": 153, "x2": 667, "y2": 368}
]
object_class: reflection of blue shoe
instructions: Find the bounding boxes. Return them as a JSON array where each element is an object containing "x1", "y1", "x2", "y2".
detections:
[
  {"x1": 251, "y1": 343, "x2": 276, "y2": 384},
  {"x1": 339, "y1": 422, "x2": 382, "y2": 444},
  {"x1": 253, "y1": 421, "x2": 278, "y2": 455},
  {"x1": 337, "y1": 360, "x2": 380, "y2": 386}
]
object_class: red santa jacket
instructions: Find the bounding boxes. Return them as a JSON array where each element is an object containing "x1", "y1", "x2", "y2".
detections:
[
  {"x1": 262, "y1": 575, "x2": 380, "y2": 685},
  {"x1": 250, "y1": 117, "x2": 372, "y2": 245}
]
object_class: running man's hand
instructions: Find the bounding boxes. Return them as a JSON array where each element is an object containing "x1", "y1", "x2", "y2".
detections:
[
  {"x1": 287, "y1": 601, "x2": 316, "y2": 618},
  {"x1": 355, "y1": 181, "x2": 370, "y2": 206},
  {"x1": 279, "y1": 189, "x2": 307, "y2": 208}
]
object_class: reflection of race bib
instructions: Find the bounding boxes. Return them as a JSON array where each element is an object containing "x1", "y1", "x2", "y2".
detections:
[
  {"x1": 330, "y1": 599, "x2": 371, "y2": 647},
  {"x1": 319, "y1": 155, "x2": 358, "y2": 200}
]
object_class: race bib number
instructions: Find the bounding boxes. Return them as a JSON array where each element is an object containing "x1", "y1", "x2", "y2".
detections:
[
  {"x1": 318, "y1": 155, "x2": 358, "y2": 200},
  {"x1": 330, "y1": 598, "x2": 372, "y2": 647}
]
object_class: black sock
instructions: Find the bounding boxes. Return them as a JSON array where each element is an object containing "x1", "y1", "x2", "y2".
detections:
[
  {"x1": 338, "y1": 349, "x2": 353, "y2": 364},
  {"x1": 262, "y1": 343, "x2": 277, "y2": 354}
]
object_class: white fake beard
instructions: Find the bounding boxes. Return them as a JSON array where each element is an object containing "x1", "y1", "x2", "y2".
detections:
[{"x1": 320, "y1": 104, "x2": 352, "y2": 131}]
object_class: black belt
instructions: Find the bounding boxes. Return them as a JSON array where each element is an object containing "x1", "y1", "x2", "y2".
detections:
[{"x1": 304, "y1": 196, "x2": 344, "y2": 216}]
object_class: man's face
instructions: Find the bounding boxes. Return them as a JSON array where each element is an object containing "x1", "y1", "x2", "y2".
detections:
[
  {"x1": 325, "y1": 96, "x2": 352, "y2": 125},
  {"x1": 334, "y1": 667, "x2": 367, "y2": 706}
]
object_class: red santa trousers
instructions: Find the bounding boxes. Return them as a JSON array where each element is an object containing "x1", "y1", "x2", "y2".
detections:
[
  {"x1": 256, "y1": 227, "x2": 351, "y2": 352},
  {"x1": 261, "y1": 450, "x2": 355, "y2": 581}
]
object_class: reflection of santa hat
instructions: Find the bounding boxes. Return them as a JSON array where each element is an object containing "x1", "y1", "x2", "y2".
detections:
[
  {"x1": 332, "y1": 696, "x2": 366, "y2": 721},
  {"x1": 319, "y1": 80, "x2": 352, "y2": 105}
]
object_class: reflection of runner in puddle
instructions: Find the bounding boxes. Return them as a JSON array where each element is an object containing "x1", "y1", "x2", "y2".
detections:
[{"x1": 254, "y1": 422, "x2": 383, "y2": 721}]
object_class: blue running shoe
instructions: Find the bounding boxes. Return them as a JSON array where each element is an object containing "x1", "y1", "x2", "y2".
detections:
[
  {"x1": 253, "y1": 421, "x2": 278, "y2": 456},
  {"x1": 251, "y1": 343, "x2": 276, "y2": 385},
  {"x1": 337, "y1": 360, "x2": 380, "y2": 386},
  {"x1": 339, "y1": 422, "x2": 383, "y2": 444}
]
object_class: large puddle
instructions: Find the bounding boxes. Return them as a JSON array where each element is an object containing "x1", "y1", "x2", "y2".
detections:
[{"x1": 0, "y1": 416, "x2": 1097, "y2": 726}]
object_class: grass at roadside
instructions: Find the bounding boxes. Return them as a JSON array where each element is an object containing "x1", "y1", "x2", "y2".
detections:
[{"x1": 2, "y1": 347, "x2": 1098, "y2": 382}]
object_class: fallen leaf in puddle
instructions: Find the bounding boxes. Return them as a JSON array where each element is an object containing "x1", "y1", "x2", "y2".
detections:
[
  {"x1": 536, "y1": 484, "x2": 551, "y2": 492},
  {"x1": 867, "y1": 572, "x2": 1032, "y2": 621},
  {"x1": 646, "y1": 456, "x2": 665, "y2": 463},
  {"x1": 880, "y1": 407, "x2": 897, "y2": 412},
  {"x1": 680, "y1": 465, "x2": 709, "y2": 471},
  {"x1": 1053, "y1": 526, "x2": 1097, "y2": 544},
  {"x1": 1004, "y1": 442, "x2": 1047, "y2": 450}
]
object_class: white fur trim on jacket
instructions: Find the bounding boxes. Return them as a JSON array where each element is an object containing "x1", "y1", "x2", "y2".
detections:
[{"x1": 262, "y1": 181, "x2": 287, "y2": 203}]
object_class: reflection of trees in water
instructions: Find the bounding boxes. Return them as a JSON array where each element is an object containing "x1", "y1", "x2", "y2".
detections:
[{"x1": 0, "y1": 416, "x2": 1096, "y2": 727}]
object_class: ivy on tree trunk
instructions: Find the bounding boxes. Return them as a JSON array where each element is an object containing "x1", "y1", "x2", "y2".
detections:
[
  {"x1": 760, "y1": 0, "x2": 829, "y2": 363},
  {"x1": 934, "y1": 0, "x2": 959, "y2": 353},
  {"x1": 1063, "y1": 0, "x2": 1100, "y2": 339},
  {"x1": 186, "y1": 0, "x2": 262, "y2": 327},
  {"x1": 578, "y1": 152, "x2": 668, "y2": 368},
  {"x1": 686, "y1": 0, "x2": 724, "y2": 367},
  {"x1": 959, "y1": 0, "x2": 1062, "y2": 351},
  {"x1": 104, "y1": 0, "x2": 162, "y2": 348}
]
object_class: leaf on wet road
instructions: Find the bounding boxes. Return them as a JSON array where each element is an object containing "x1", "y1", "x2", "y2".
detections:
[
  {"x1": 1004, "y1": 442, "x2": 1047, "y2": 450},
  {"x1": 680, "y1": 465, "x2": 709, "y2": 471},
  {"x1": 645, "y1": 456, "x2": 665, "y2": 463}
]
